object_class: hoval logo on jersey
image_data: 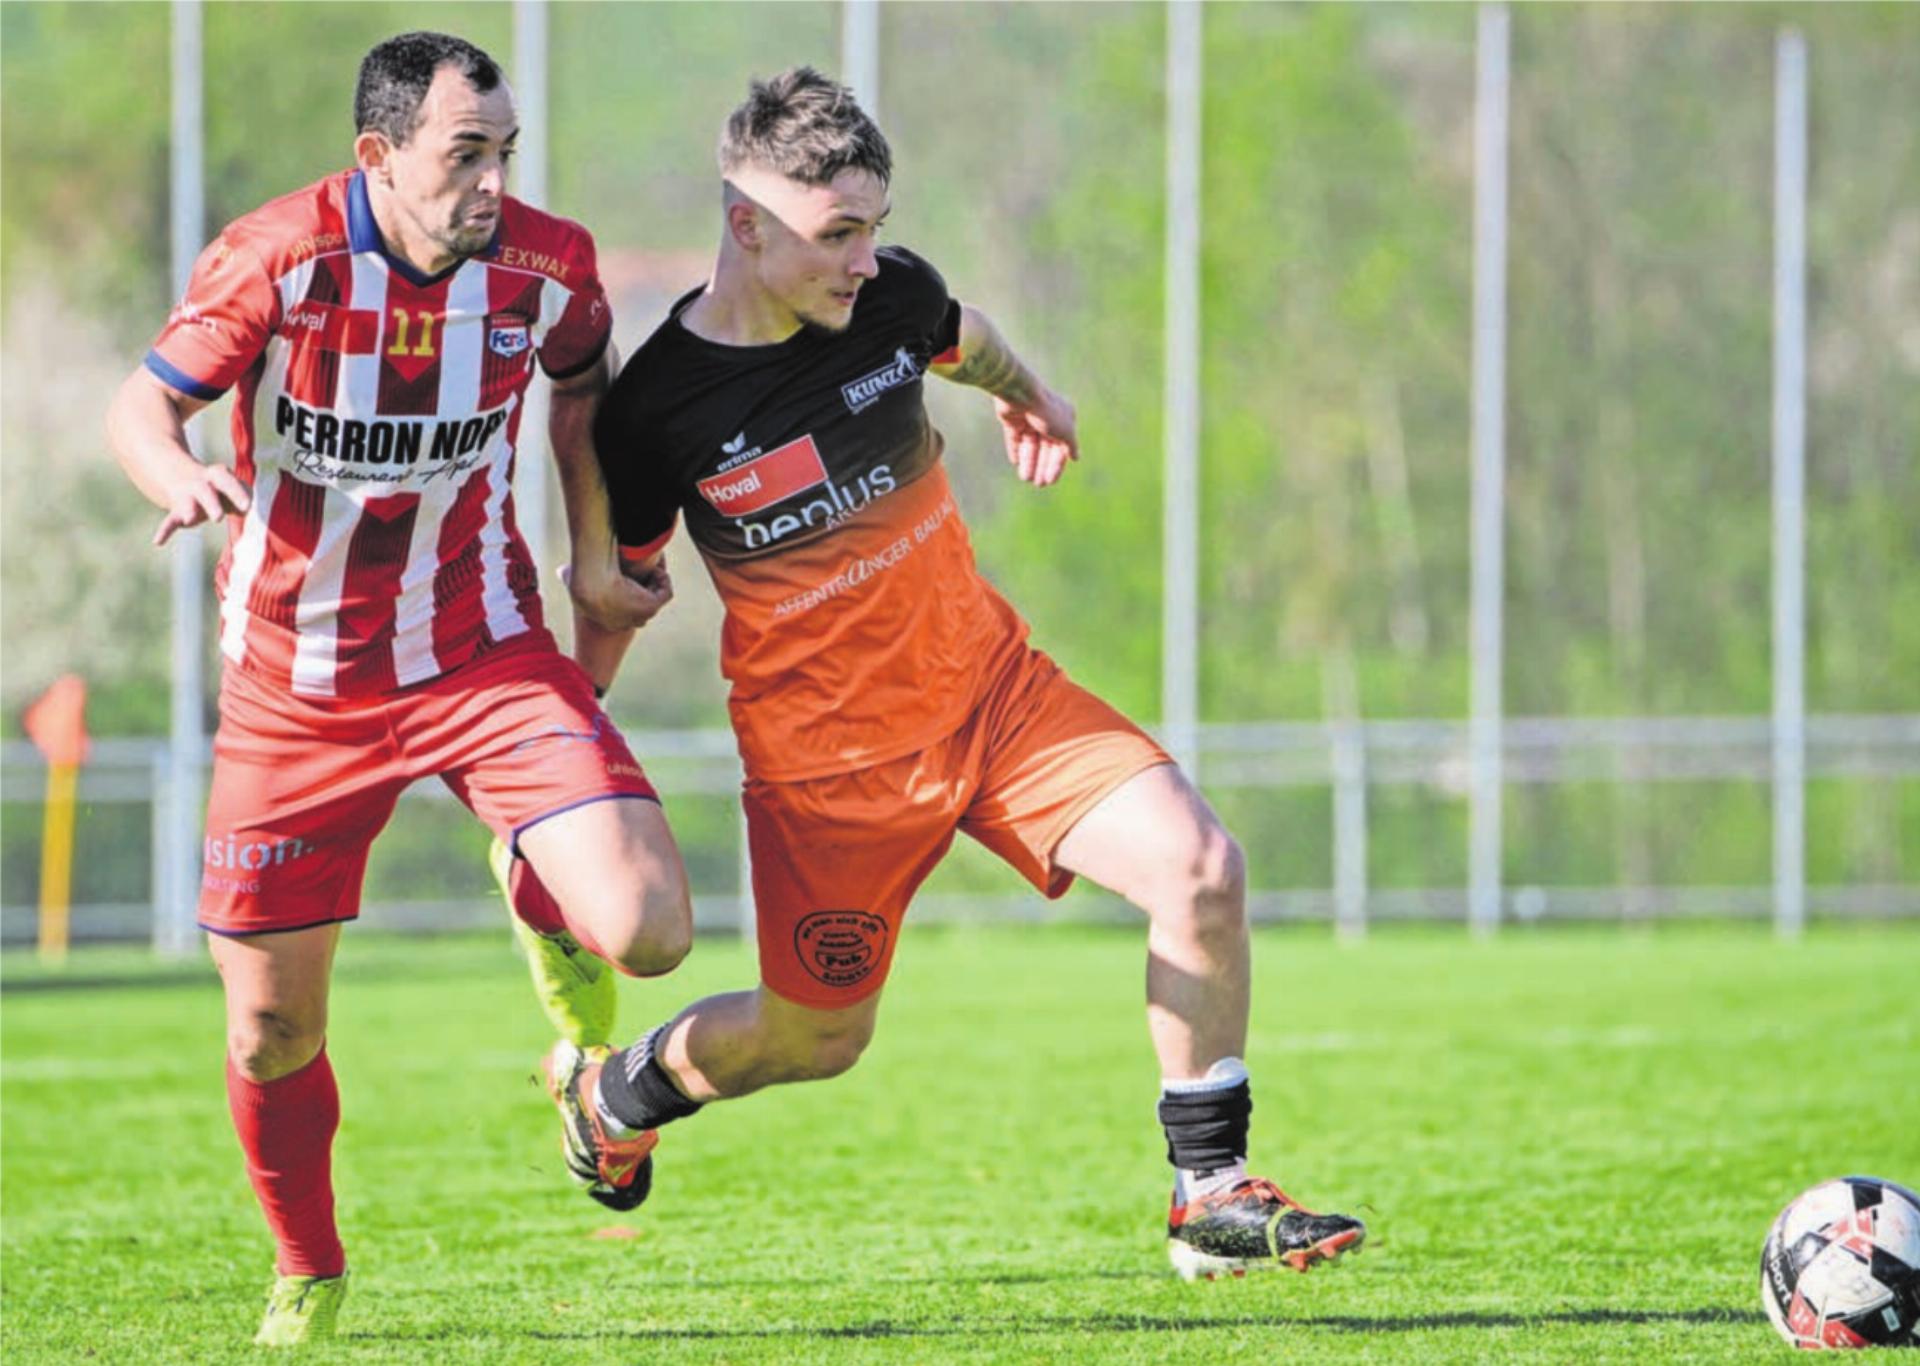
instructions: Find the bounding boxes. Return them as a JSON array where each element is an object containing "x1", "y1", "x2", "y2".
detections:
[
  {"x1": 696, "y1": 435, "x2": 827, "y2": 516},
  {"x1": 841, "y1": 347, "x2": 921, "y2": 413},
  {"x1": 488, "y1": 322, "x2": 531, "y2": 357}
]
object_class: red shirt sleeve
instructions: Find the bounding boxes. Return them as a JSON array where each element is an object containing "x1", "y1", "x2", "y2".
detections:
[
  {"x1": 145, "y1": 232, "x2": 278, "y2": 400},
  {"x1": 537, "y1": 238, "x2": 613, "y2": 381}
]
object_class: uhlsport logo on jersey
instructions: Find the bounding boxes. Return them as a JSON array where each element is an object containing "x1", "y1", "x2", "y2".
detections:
[
  {"x1": 488, "y1": 321, "x2": 531, "y2": 357},
  {"x1": 695, "y1": 434, "x2": 829, "y2": 517},
  {"x1": 841, "y1": 347, "x2": 921, "y2": 414}
]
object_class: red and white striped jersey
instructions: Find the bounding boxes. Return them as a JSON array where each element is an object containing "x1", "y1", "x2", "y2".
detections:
[{"x1": 146, "y1": 169, "x2": 610, "y2": 698}]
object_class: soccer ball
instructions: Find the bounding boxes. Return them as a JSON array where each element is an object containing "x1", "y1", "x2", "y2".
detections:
[{"x1": 1760, "y1": 1176, "x2": 1920, "y2": 1350}]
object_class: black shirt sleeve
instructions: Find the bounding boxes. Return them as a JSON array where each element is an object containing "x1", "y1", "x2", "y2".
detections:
[
  {"x1": 878, "y1": 246, "x2": 962, "y2": 356},
  {"x1": 593, "y1": 368, "x2": 679, "y2": 557}
]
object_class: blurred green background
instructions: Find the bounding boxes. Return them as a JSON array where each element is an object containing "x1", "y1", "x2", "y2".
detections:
[{"x1": 1, "y1": 3, "x2": 1915, "y2": 926}]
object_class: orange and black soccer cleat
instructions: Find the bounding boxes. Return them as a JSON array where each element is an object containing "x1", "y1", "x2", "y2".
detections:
[
  {"x1": 541, "y1": 1040, "x2": 658, "y2": 1212},
  {"x1": 1167, "y1": 1177, "x2": 1366, "y2": 1281}
]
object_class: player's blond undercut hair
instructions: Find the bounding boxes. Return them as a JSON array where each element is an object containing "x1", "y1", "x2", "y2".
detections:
[{"x1": 718, "y1": 66, "x2": 892, "y2": 188}]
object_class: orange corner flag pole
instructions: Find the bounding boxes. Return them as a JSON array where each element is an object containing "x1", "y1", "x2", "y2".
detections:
[{"x1": 24, "y1": 675, "x2": 89, "y2": 964}]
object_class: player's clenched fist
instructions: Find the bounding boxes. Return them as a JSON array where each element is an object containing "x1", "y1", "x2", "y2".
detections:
[
  {"x1": 154, "y1": 462, "x2": 251, "y2": 546},
  {"x1": 562, "y1": 559, "x2": 674, "y2": 632}
]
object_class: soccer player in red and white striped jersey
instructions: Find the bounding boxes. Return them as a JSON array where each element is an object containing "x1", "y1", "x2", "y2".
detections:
[{"x1": 106, "y1": 32, "x2": 690, "y2": 1347}]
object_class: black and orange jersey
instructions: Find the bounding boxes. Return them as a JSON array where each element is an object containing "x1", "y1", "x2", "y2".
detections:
[{"x1": 595, "y1": 246, "x2": 1028, "y2": 780}]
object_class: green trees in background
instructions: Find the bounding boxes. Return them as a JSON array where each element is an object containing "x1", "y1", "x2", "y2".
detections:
[{"x1": 2, "y1": 2, "x2": 1913, "y2": 902}]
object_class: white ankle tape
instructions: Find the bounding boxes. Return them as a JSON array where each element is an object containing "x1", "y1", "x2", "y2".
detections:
[{"x1": 1160, "y1": 1056, "x2": 1249, "y2": 1095}]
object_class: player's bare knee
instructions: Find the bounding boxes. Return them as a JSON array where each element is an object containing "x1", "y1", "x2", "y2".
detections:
[
  {"x1": 228, "y1": 1008, "x2": 324, "y2": 1081},
  {"x1": 607, "y1": 898, "x2": 692, "y2": 977},
  {"x1": 611, "y1": 924, "x2": 691, "y2": 978},
  {"x1": 1201, "y1": 826, "x2": 1247, "y2": 906},
  {"x1": 798, "y1": 1006, "x2": 875, "y2": 1075},
  {"x1": 1173, "y1": 825, "x2": 1247, "y2": 940},
  {"x1": 772, "y1": 1012, "x2": 875, "y2": 1082},
  {"x1": 567, "y1": 878, "x2": 691, "y2": 977},
  {"x1": 797, "y1": 1027, "x2": 871, "y2": 1080}
]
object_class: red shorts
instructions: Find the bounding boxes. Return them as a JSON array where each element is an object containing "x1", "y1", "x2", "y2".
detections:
[
  {"x1": 199, "y1": 631, "x2": 657, "y2": 936},
  {"x1": 747, "y1": 645, "x2": 1169, "y2": 1009}
]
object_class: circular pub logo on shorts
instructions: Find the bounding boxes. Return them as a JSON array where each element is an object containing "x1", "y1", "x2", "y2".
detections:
[{"x1": 794, "y1": 910, "x2": 889, "y2": 989}]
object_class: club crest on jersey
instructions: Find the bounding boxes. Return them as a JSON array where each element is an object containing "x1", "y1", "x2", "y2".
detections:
[
  {"x1": 841, "y1": 347, "x2": 921, "y2": 414},
  {"x1": 696, "y1": 434, "x2": 829, "y2": 516},
  {"x1": 488, "y1": 322, "x2": 532, "y2": 357}
]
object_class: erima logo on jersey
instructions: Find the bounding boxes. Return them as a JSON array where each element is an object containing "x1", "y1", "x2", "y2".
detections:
[
  {"x1": 841, "y1": 347, "x2": 921, "y2": 414},
  {"x1": 715, "y1": 431, "x2": 765, "y2": 471},
  {"x1": 697, "y1": 435, "x2": 828, "y2": 516},
  {"x1": 169, "y1": 299, "x2": 222, "y2": 335}
]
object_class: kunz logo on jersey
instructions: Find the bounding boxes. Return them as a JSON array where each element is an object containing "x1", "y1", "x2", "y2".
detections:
[{"x1": 841, "y1": 347, "x2": 921, "y2": 414}]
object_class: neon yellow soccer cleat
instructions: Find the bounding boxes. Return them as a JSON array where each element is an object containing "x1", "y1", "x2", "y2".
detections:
[
  {"x1": 253, "y1": 1271, "x2": 348, "y2": 1347},
  {"x1": 489, "y1": 836, "x2": 616, "y2": 1048}
]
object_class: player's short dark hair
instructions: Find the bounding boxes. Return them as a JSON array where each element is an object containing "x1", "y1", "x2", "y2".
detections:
[
  {"x1": 719, "y1": 67, "x2": 892, "y2": 187},
  {"x1": 355, "y1": 32, "x2": 503, "y2": 146}
]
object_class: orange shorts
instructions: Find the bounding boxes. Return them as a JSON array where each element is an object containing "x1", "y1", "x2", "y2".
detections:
[
  {"x1": 200, "y1": 631, "x2": 657, "y2": 936},
  {"x1": 747, "y1": 645, "x2": 1169, "y2": 1009}
]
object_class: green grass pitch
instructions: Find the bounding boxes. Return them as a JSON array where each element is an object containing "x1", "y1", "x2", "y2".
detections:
[{"x1": 4, "y1": 922, "x2": 1917, "y2": 1362}]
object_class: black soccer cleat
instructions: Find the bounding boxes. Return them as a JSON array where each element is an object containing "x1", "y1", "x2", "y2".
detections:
[{"x1": 1167, "y1": 1176, "x2": 1366, "y2": 1280}]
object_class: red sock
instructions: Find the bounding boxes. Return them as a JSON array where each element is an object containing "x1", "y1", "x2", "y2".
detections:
[
  {"x1": 226, "y1": 1047, "x2": 346, "y2": 1278},
  {"x1": 508, "y1": 855, "x2": 624, "y2": 971}
]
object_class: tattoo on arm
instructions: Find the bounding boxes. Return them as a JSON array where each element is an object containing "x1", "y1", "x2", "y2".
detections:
[{"x1": 946, "y1": 310, "x2": 1038, "y2": 404}]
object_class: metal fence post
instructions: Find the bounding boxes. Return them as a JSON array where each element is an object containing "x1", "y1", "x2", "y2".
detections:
[
  {"x1": 1332, "y1": 724, "x2": 1369, "y2": 940},
  {"x1": 512, "y1": 0, "x2": 551, "y2": 574},
  {"x1": 841, "y1": 0, "x2": 881, "y2": 117},
  {"x1": 1162, "y1": 0, "x2": 1202, "y2": 779},
  {"x1": 1467, "y1": 2, "x2": 1510, "y2": 937},
  {"x1": 1772, "y1": 28, "x2": 1809, "y2": 940},
  {"x1": 162, "y1": 0, "x2": 206, "y2": 961}
]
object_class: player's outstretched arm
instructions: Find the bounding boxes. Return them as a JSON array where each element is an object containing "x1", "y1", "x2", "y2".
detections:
[
  {"x1": 549, "y1": 351, "x2": 673, "y2": 636},
  {"x1": 105, "y1": 368, "x2": 252, "y2": 546},
  {"x1": 930, "y1": 304, "x2": 1079, "y2": 488}
]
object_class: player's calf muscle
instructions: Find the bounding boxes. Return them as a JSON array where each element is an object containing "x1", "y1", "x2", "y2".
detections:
[{"x1": 664, "y1": 990, "x2": 877, "y2": 1097}]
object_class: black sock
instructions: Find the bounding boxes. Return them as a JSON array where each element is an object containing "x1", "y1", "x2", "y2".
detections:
[
  {"x1": 1157, "y1": 1080, "x2": 1252, "y2": 1175},
  {"x1": 596, "y1": 1025, "x2": 704, "y2": 1132}
]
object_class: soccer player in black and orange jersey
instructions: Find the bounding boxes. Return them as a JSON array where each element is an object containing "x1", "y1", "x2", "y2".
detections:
[{"x1": 505, "y1": 67, "x2": 1365, "y2": 1279}]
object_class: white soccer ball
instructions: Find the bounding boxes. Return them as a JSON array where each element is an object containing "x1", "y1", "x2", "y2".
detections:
[{"x1": 1761, "y1": 1176, "x2": 1920, "y2": 1350}]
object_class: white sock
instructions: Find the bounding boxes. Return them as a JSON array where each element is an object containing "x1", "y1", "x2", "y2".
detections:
[
  {"x1": 592, "y1": 1076, "x2": 643, "y2": 1139},
  {"x1": 1160, "y1": 1056, "x2": 1249, "y2": 1095},
  {"x1": 1162, "y1": 1057, "x2": 1252, "y2": 1202},
  {"x1": 1177, "y1": 1160, "x2": 1249, "y2": 1202}
]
